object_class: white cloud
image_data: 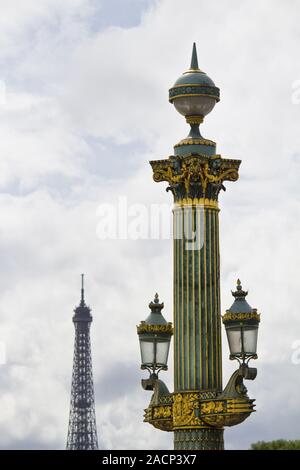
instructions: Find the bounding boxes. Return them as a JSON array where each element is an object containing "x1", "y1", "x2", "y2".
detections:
[{"x1": 0, "y1": 0, "x2": 299, "y2": 450}]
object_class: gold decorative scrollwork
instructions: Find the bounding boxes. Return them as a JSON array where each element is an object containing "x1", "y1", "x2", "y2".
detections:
[
  {"x1": 199, "y1": 398, "x2": 255, "y2": 428},
  {"x1": 201, "y1": 401, "x2": 225, "y2": 414},
  {"x1": 153, "y1": 406, "x2": 172, "y2": 419},
  {"x1": 222, "y1": 311, "x2": 260, "y2": 323},
  {"x1": 144, "y1": 404, "x2": 173, "y2": 432},
  {"x1": 150, "y1": 154, "x2": 240, "y2": 203},
  {"x1": 137, "y1": 322, "x2": 173, "y2": 335},
  {"x1": 144, "y1": 394, "x2": 255, "y2": 432},
  {"x1": 203, "y1": 163, "x2": 239, "y2": 185}
]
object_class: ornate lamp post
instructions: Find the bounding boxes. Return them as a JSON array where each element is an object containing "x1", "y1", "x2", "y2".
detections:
[{"x1": 137, "y1": 44, "x2": 261, "y2": 450}]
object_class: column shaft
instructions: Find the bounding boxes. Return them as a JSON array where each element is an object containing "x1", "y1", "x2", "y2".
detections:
[{"x1": 173, "y1": 203, "x2": 223, "y2": 450}]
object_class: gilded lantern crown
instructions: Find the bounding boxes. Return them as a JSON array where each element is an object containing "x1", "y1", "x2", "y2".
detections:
[
  {"x1": 222, "y1": 280, "x2": 260, "y2": 324},
  {"x1": 137, "y1": 293, "x2": 173, "y2": 334}
]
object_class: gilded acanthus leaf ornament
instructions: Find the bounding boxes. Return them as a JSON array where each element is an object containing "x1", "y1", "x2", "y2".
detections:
[
  {"x1": 150, "y1": 154, "x2": 240, "y2": 203},
  {"x1": 144, "y1": 403, "x2": 173, "y2": 432},
  {"x1": 199, "y1": 398, "x2": 255, "y2": 428},
  {"x1": 153, "y1": 406, "x2": 172, "y2": 419},
  {"x1": 201, "y1": 401, "x2": 225, "y2": 415}
]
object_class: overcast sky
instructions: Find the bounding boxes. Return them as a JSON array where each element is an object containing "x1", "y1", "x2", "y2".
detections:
[{"x1": 0, "y1": 0, "x2": 300, "y2": 450}]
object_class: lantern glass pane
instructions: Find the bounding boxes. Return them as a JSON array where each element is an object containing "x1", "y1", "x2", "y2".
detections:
[
  {"x1": 156, "y1": 339, "x2": 171, "y2": 367},
  {"x1": 139, "y1": 339, "x2": 154, "y2": 366},
  {"x1": 226, "y1": 327, "x2": 242, "y2": 355},
  {"x1": 243, "y1": 326, "x2": 258, "y2": 355}
]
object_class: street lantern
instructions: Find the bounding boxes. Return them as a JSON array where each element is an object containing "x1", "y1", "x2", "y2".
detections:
[
  {"x1": 222, "y1": 280, "x2": 260, "y2": 375},
  {"x1": 137, "y1": 293, "x2": 173, "y2": 378}
]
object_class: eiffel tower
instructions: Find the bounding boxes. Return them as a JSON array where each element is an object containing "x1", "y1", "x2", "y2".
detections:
[{"x1": 66, "y1": 275, "x2": 98, "y2": 450}]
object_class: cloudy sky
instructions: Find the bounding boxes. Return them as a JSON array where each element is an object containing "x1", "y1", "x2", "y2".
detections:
[{"x1": 0, "y1": 0, "x2": 299, "y2": 450}]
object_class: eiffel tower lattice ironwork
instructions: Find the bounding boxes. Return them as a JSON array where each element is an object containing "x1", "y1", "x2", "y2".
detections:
[{"x1": 66, "y1": 274, "x2": 99, "y2": 450}]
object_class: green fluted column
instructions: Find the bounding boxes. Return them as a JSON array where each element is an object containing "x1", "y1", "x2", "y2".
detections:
[
  {"x1": 173, "y1": 204, "x2": 222, "y2": 391},
  {"x1": 173, "y1": 201, "x2": 224, "y2": 450}
]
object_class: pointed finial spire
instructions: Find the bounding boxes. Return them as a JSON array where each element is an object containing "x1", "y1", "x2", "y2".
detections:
[
  {"x1": 149, "y1": 292, "x2": 164, "y2": 310},
  {"x1": 81, "y1": 273, "x2": 85, "y2": 305},
  {"x1": 190, "y1": 42, "x2": 199, "y2": 70},
  {"x1": 232, "y1": 278, "x2": 248, "y2": 299}
]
